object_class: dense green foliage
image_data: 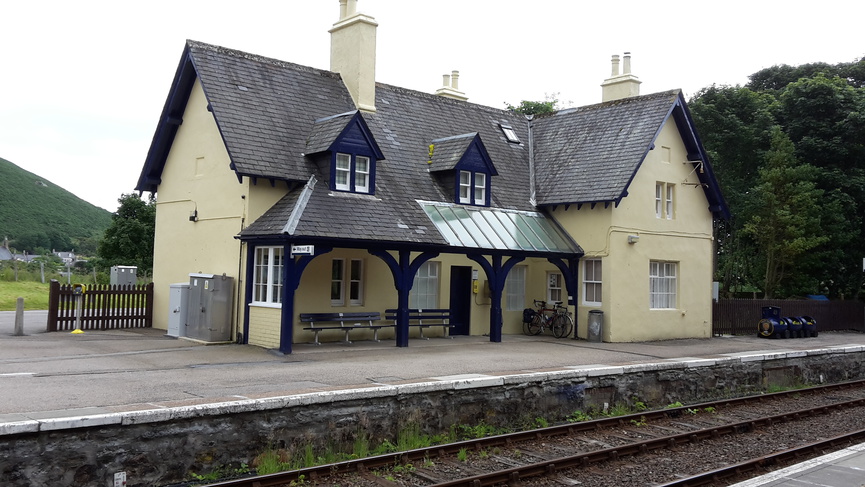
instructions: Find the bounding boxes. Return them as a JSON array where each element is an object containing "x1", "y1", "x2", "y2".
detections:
[
  {"x1": 96, "y1": 193, "x2": 155, "y2": 274},
  {"x1": 0, "y1": 157, "x2": 112, "y2": 254},
  {"x1": 506, "y1": 94, "x2": 560, "y2": 116},
  {"x1": 690, "y1": 58, "x2": 865, "y2": 299}
]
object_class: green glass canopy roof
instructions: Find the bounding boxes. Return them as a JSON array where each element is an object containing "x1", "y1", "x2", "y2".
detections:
[{"x1": 420, "y1": 202, "x2": 581, "y2": 255}]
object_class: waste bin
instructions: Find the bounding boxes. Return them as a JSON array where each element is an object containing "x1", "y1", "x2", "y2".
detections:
[{"x1": 588, "y1": 310, "x2": 603, "y2": 343}]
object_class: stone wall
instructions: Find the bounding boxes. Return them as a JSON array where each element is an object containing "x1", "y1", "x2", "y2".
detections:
[{"x1": 3, "y1": 347, "x2": 864, "y2": 486}]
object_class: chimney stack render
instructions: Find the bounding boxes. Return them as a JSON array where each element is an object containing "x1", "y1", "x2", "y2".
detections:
[
  {"x1": 435, "y1": 69, "x2": 468, "y2": 101},
  {"x1": 601, "y1": 52, "x2": 641, "y2": 102},
  {"x1": 330, "y1": 0, "x2": 378, "y2": 112}
]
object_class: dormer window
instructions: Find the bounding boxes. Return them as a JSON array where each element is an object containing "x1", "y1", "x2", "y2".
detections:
[
  {"x1": 429, "y1": 132, "x2": 497, "y2": 208},
  {"x1": 334, "y1": 153, "x2": 371, "y2": 193},
  {"x1": 458, "y1": 170, "x2": 488, "y2": 205},
  {"x1": 305, "y1": 111, "x2": 385, "y2": 196}
]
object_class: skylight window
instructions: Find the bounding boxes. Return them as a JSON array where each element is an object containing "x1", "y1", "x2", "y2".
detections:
[{"x1": 500, "y1": 124, "x2": 520, "y2": 144}]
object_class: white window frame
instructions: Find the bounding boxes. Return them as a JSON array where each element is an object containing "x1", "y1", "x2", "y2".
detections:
[
  {"x1": 335, "y1": 153, "x2": 351, "y2": 191},
  {"x1": 458, "y1": 170, "x2": 488, "y2": 206},
  {"x1": 458, "y1": 170, "x2": 472, "y2": 204},
  {"x1": 505, "y1": 265, "x2": 527, "y2": 311},
  {"x1": 474, "y1": 173, "x2": 487, "y2": 204},
  {"x1": 355, "y1": 156, "x2": 370, "y2": 193},
  {"x1": 331, "y1": 259, "x2": 345, "y2": 306},
  {"x1": 656, "y1": 182, "x2": 674, "y2": 219},
  {"x1": 252, "y1": 246, "x2": 283, "y2": 306},
  {"x1": 349, "y1": 259, "x2": 363, "y2": 306},
  {"x1": 649, "y1": 261, "x2": 678, "y2": 309},
  {"x1": 547, "y1": 271, "x2": 563, "y2": 304},
  {"x1": 410, "y1": 261, "x2": 440, "y2": 309},
  {"x1": 331, "y1": 258, "x2": 364, "y2": 306},
  {"x1": 334, "y1": 152, "x2": 373, "y2": 194},
  {"x1": 583, "y1": 259, "x2": 602, "y2": 306},
  {"x1": 665, "y1": 183, "x2": 674, "y2": 220}
]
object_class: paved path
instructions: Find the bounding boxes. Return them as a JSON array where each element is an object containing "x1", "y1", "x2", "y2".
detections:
[{"x1": 3, "y1": 309, "x2": 865, "y2": 419}]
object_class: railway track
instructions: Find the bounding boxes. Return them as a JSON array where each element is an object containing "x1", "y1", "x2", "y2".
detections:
[{"x1": 202, "y1": 379, "x2": 865, "y2": 487}]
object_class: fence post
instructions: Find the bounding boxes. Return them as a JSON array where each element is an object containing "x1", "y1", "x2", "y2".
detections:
[
  {"x1": 145, "y1": 282, "x2": 154, "y2": 328},
  {"x1": 47, "y1": 280, "x2": 60, "y2": 332}
]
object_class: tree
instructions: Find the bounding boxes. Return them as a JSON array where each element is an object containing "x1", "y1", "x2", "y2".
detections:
[
  {"x1": 96, "y1": 193, "x2": 155, "y2": 274},
  {"x1": 506, "y1": 94, "x2": 560, "y2": 116},
  {"x1": 689, "y1": 85, "x2": 776, "y2": 295},
  {"x1": 742, "y1": 128, "x2": 828, "y2": 298}
]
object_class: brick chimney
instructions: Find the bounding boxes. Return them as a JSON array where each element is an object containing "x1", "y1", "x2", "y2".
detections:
[
  {"x1": 601, "y1": 52, "x2": 641, "y2": 102},
  {"x1": 435, "y1": 70, "x2": 468, "y2": 101},
  {"x1": 330, "y1": 0, "x2": 378, "y2": 113}
]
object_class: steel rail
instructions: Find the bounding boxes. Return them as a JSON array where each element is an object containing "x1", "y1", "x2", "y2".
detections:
[
  {"x1": 202, "y1": 380, "x2": 865, "y2": 487},
  {"x1": 425, "y1": 397, "x2": 865, "y2": 487},
  {"x1": 655, "y1": 428, "x2": 865, "y2": 487}
]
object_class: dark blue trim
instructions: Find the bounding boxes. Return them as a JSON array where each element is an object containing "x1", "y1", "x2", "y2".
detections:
[
  {"x1": 278, "y1": 246, "x2": 333, "y2": 354},
  {"x1": 327, "y1": 112, "x2": 384, "y2": 195},
  {"x1": 136, "y1": 45, "x2": 198, "y2": 194},
  {"x1": 548, "y1": 256, "x2": 581, "y2": 338},
  {"x1": 468, "y1": 253, "x2": 524, "y2": 342},
  {"x1": 242, "y1": 247, "x2": 255, "y2": 344},
  {"x1": 369, "y1": 249, "x2": 438, "y2": 347}
]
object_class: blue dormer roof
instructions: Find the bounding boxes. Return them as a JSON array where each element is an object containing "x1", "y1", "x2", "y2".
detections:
[
  {"x1": 428, "y1": 133, "x2": 497, "y2": 175},
  {"x1": 306, "y1": 111, "x2": 385, "y2": 161}
]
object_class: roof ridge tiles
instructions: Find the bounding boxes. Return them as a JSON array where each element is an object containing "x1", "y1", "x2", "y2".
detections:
[{"x1": 187, "y1": 39, "x2": 341, "y2": 80}]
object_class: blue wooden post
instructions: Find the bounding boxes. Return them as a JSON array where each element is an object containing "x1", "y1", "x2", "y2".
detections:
[
  {"x1": 549, "y1": 256, "x2": 581, "y2": 338},
  {"x1": 370, "y1": 249, "x2": 438, "y2": 347},
  {"x1": 468, "y1": 254, "x2": 524, "y2": 342},
  {"x1": 277, "y1": 245, "x2": 332, "y2": 354}
]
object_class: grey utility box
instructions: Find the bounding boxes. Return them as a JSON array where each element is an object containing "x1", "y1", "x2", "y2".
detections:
[
  {"x1": 167, "y1": 283, "x2": 190, "y2": 338},
  {"x1": 185, "y1": 273, "x2": 233, "y2": 342},
  {"x1": 110, "y1": 266, "x2": 138, "y2": 286}
]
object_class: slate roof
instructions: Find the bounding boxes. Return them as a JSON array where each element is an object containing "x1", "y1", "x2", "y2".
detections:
[
  {"x1": 533, "y1": 90, "x2": 678, "y2": 206},
  {"x1": 138, "y1": 40, "x2": 728, "y2": 254},
  {"x1": 305, "y1": 112, "x2": 357, "y2": 155},
  {"x1": 428, "y1": 133, "x2": 478, "y2": 172},
  {"x1": 241, "y1": 79, "x2": 547, "y2": 251}
]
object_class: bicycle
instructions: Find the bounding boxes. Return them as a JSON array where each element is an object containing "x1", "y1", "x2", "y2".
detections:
[{"x1": 523, "y1": 299, "x2": 573, "y2": 338}]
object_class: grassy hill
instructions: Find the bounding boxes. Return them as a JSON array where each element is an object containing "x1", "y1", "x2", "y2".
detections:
[{"x1": 0, "y1": 156, "x2": 112, "y2": 253}]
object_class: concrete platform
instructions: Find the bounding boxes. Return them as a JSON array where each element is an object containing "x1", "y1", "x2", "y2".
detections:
[{"x1": 3, "y1": 310, "x2": 865, "y2": 486}]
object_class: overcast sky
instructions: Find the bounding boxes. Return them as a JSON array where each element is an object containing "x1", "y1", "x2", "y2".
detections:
[{"x1": 1, "y1": 0, "x2": 862, "y2": 212}]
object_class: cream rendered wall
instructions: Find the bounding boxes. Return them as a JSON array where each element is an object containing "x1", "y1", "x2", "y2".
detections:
[
  {"x1": 247, "y1": 250, "x2": 559, "y2": 346},
  {"x1": 552, "y1": 117, "x2": 715, "y2": 342},
  {"x1": 151, "y1": 78, "x2": 249, "y2": 336}
]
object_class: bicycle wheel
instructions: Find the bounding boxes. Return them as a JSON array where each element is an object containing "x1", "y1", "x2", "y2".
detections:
[
  {"x1": 527, "y1": 314, "x2": 544, "y2": 335},
  {"x1": 523, "y1": 317, "x2": 534, "y2": 335},
  {"x1": 553, "y1": 314, "x2": 573, "y2": 338}
]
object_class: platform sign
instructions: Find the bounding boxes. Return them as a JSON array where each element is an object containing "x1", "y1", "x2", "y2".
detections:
[{"x1": 291, "y1": 245, "x2": 314, "y2": 256}]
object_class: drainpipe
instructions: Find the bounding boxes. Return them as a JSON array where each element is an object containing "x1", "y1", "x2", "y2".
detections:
[{"x1": 526, "y1": 114, "x2": 536, "y2": 206}]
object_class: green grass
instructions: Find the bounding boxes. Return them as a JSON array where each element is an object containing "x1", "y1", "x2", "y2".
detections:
[{"x1": 0, "y1": 281, "x2": 50, "y2": 310}]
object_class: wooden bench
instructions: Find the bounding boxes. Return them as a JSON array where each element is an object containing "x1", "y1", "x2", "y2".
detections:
[
  {"x1": 384, "y1": 308, "x2": 454, "y2": 339},
  {"x1": 299, "y1": 312, "x2": 389, "y2": 345}
]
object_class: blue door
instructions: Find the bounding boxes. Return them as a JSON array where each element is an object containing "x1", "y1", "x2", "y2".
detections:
[{"x1": 449, "y1": 266, "x2": 472, "y2": 335}]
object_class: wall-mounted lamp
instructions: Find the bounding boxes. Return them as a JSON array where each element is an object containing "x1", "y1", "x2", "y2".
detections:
[
  {"x1": 627, "y1": 235, "x2": 640, "y2": 244},
  {"x1": 189, "y1": 209, "x2": 198, "y2": 222}
]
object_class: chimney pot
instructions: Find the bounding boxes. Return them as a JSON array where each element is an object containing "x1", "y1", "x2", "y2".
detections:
[
  {"x1": 442, "y1": 74, "x2": 451, "y2": 87},
  {"x1": 451, "y1": 70, "x2": 460, "y2": 90},
  {"x1": 611, "y1": 55, "x2": 620, "y2": 76},
  {"x1": 623, "y1": 52, "x2": 632, "y2": 75}
]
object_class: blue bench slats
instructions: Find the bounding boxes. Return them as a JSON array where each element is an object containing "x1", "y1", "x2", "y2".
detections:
[
  {"x1": 299, "y1": 312, "x2": 389, "y2": 345},
  {"x1": 383, "y1": 308, "x2": 454, "y2": 339}
]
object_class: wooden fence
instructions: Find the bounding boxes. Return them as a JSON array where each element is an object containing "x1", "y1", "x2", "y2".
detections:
[
  {"x1": 47, "y1": 280, "x2": 154, "y2": 331},
  {"x1": 712, "y1": 299, "x2": 865, "y2": 336}
]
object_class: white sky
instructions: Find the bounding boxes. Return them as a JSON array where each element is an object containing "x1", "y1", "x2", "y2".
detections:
[{"x1": 1, "y1": 0, "x2": 862, "y2": 212}]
